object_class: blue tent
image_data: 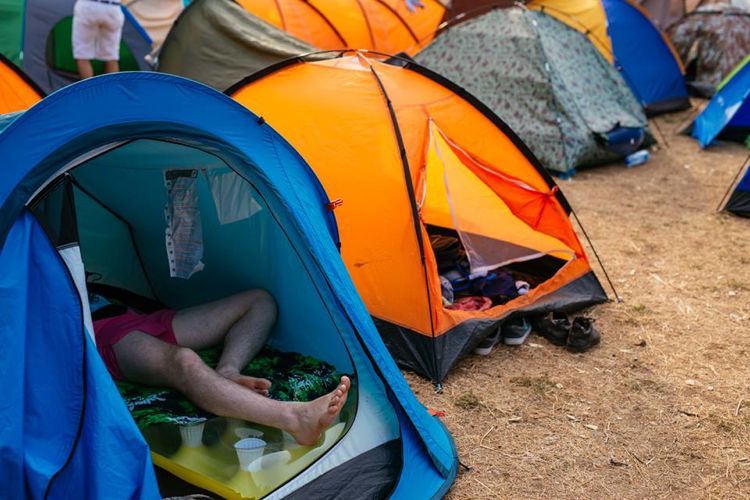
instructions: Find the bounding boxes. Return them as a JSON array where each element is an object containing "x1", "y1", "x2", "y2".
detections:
[
  {"x1": 603, "y1": 0, "x2": 691, "y2": 115},
  {"x1": 692, "y1": 55, "x2": 750, "y2": 148},
  {"x1": 0, "y1": 73, "x2": 457, "y2": 498}
]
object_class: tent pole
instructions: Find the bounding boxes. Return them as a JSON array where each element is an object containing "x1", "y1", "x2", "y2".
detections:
[
  {"x1": 369, "y1": 64, "x2": 442, "y2": 389},
  {"x1": 651, "y1": 116, "x2": 670, "y2": 148},
  {"x1": 716, "y1": 151, "x2": 750, "y2": 211},
  {"x1": 570, "y1": 209, "x2": 622, "y2": 303}
]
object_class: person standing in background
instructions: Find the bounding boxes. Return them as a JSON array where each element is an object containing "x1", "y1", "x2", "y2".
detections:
[{"x1": 72, "y1": 0, "x2": 125, "y2": 79}]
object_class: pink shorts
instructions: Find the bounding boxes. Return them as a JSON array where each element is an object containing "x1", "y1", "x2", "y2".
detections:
[{"x1": 94, "y1": 309, "x2": 178, "y2": 380}]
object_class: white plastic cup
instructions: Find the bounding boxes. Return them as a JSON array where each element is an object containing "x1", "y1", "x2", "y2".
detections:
[
  {"x1": 179, "y1": 422, "x2": 205, "y2": 448},
  {"x1": 234, "y1": 438, "x2": 267, "y2": 471}
]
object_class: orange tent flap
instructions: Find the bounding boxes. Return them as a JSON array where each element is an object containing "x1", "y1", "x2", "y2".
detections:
[
  {"x1": 527, "y1": 0, "x2": 613, "y2": 63},
  {"x1": 0, "y1": 60, "x2": 42, "y2": 114},
  {"x1": 422, "y1": 123, "x2": 574, "y2": 269}
]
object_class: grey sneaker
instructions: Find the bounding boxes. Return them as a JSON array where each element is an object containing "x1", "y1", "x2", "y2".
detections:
[
  {"x1": 502, "y1": 317, "x2": 532, "y2": 346},
  {"x1": 474, "y1": 328, "x2": 502, "y2": 355}
]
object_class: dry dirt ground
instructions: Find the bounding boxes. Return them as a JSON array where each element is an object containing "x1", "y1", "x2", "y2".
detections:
[{"x1": 404, "y1": 108, "x2": 750, "y2": 499}]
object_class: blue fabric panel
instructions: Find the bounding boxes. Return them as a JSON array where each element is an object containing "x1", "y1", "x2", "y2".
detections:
[
  {"x1": 736, "y1": 167, "x2": 750, "y2": 193},
  {"x1": 693, "y1": 59, "x2": 750, "y2": 147},
  {"x1": 390, "y1": 405, "x2": 458, "y2": 499},
  {"x1": 727, "y1": 99, "x2": 750, "y2": 128},
  {"x1": 0, "y1": 211, "x2": 159, "y2": 499},
  {"x1": 0, "y1": 73, "x2": 456, "y2": 480},
  {"x1": 603, "y1": 0, "x2": 688, "y2": 108}
]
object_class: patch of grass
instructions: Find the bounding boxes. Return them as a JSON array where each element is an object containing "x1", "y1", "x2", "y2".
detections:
[
  {"x1": 727, "y1": 279, "x2": 750, "y2": 292},
  {"x1": 625, "y1": 377, "x2": 664, "y2": 393},
  {"x1": 455, "y1": 391, "x2": 481, "y2": 410},
  {"x1": 510, "y1": 374, "x2": 555, "y2": 396},
  {"x1": 631, "y1": 304, "x2": 652, "y2": 315}
]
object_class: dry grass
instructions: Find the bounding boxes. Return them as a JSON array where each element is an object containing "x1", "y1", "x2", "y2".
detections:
[{"x1": 404, "y1": 105, "x2": 750, "y2": 499}]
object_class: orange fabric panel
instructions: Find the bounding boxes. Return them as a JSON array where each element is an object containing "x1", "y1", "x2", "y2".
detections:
[
  {"x1": 357, "y1": 0, "x2": 419, "y2": 53},
  {"x1": 371, "y1": 59, "x2": 584, "y2": 255},
  {"x1": 0, "y1": 63, "x2": 41, "y2": 114},
  {"x1": 238, "y1": 0, "x2": 345, "y2": 48},
  {"x1": 528, "y1": 0, "x2": 614, "y2": 63},
  {"x1": 372, "y1": 0, "x2": 445, "y2": 53},
  {"x1": 236, "y1": 0, "x2": 284, "y2": 28},
  {"x1": 424, "y1": 123, "x2": 575, "y2": 268},
  {"x1": 231, "y1": 59, "x2": 434, "y2": 333}
]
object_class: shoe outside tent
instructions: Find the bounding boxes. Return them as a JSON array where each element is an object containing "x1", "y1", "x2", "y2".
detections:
[
  {"x1": 0, "y1": 72, "x2": 457, "y2": 499},
  {"x1": 415, "y1": 6, "x2": 649, "y2": 176},
  {"x1": 228, "y1": 52, "x2": 608, "y2": 383},
  {"x1": 0, "y1": 53, "x2": 44, "y2": 114},
  {"x1": 527, "y1": 0, "x2": 690, "y2": 115},
  {"x1": 0, "y1": 0, "x2": 152, "y2": 93},
  {"x1": 157, "y1": 0, "x2": 316, "y2": 91},
  {"x1": 692, "y1": 55, "x2": 750, "y2": 147},
  {"x1": 668, "y1": 3, "x2": 750, "y2": 96}
]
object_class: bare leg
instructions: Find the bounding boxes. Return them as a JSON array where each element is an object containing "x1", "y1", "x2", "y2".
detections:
[
  {"x1": 172, "y1": 290, "x2": 277, "y2": 393},
  {"x1": 114, "y1": 332, "x2": 349, "y2": 445},
  {"x1": 104, "y1": 60, "x2": 119, "y2": 74},
  {"x1": 76, "y1": 59, "x2": 94, "y2": 79}
]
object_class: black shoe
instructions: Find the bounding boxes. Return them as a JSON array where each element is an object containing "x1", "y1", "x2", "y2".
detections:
[
  {"x1": 532, "y1": 312, "x2": 571, "y2": 346},
  {"x1": 566, "y1": 316, "x2": 601, "y2": 353},
  {"x1": 474, "y1": 328, "x2": 502, "y2": 355}
]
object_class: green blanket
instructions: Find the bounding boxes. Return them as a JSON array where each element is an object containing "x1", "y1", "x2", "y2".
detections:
[{"x1": 116, "y1": 346, "x2": 343, "y2": 428}]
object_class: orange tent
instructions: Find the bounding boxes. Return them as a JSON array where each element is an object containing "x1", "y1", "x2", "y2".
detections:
[
  {"x1": 229, "y1": 52, "x2": 607, "y2": 382},
  {"x1": 235, "y1": 0, "x2": 446, "y2": 54},
  {"x1": 0, "y1": 54, "x2": 43, "y2": 114}
]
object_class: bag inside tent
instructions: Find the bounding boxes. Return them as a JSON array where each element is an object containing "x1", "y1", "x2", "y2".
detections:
[{"x1": 25, "y1": 137, "x2": 382, "y2": 498}]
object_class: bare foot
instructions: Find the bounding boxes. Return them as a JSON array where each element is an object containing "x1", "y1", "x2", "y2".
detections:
[
  {"x1": 287, "y1": 376, "x2": 351, "y2": 446},
  {"x1": 217, "y1": 367, "x2": 271, "y2": 396}
]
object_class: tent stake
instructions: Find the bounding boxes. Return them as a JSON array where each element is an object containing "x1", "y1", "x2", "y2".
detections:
[
  {"x1": 571, "y1": 209, "x2": 622, "y2": 303},
  {"x1": 716, "y1": 151, "x2": 750, "y2": 212}
]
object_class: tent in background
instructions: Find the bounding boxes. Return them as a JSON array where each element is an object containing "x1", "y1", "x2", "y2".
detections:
[
  {"x1": 528, "y1": 0, "x2": 690, "y2": 115},
  {"x1": 636, "y1": 0, "x2": 703, "y2": 29},
  {"x1": 668, "y1": 4, "x2": 750, "y2": 96},
  {"x1": 415, "y1": 6, "x2": 649, "y2": 175},
  {"x1": 0, "y1": 53, "x2": 44, "y2": 114},
  {"x1": 691, "y1": 55, "x2": 750, "y2": 147},
  {"x1": 0, "y1": 0, "x2": 152, "y2": 93},
  {"x1": 0, "y1": 72, "x2": 457, "y2": 499},
  {"x1": 125, "y1": 0, "x2": 183, "y2": 52},
  {"x1": 157, "y1": 0, "x2": 315, "y2": 91},
  {"x1": 229, "y1": 52, "x2": 607, "y2": 383},
  {"x1": 234, "y1": 0, "x2": 446, "y2": 55},
  {"x1": 719, "y1": 159, "x2": 750, "y2": 217}
]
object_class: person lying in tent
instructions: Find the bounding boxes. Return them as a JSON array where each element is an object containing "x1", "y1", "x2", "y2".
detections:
[{"x1": 93, "y1": 289, "x2": 350, "y2": 446}]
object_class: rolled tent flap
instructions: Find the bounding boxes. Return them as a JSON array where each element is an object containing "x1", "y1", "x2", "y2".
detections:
[
  {"x1": 421, "y1": 123, "x2": 574, "y2": 274},
  {"x1": 0, "y1": 211, "x2": 159, "y2": 499}
]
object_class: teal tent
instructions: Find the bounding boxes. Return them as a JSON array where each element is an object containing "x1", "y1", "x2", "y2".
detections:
[{"x1": 0, "y1": 73, "x2": 457, "y2": 498}]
